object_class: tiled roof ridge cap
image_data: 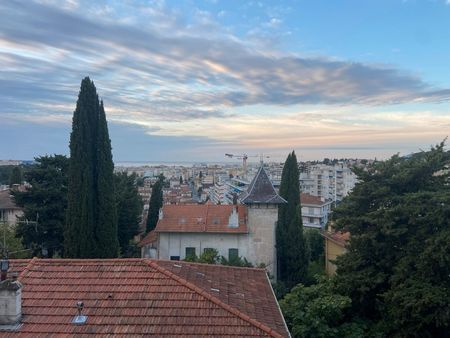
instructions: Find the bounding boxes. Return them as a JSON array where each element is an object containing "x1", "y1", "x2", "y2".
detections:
[
  {"x1": 18, "y1": 256, "x2": 38, "y2": 280},
  {"x1": 146, "y1": 260, "x2": 284, "y2": 338}
]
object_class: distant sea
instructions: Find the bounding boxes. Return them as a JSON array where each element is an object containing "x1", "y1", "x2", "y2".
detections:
[{"x1": 114, "y1": 161, "x2": 235, "y2": 167}]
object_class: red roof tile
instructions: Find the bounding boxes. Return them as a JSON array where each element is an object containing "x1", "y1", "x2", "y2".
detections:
[
  {"x1": 321, "y1": 230, "x2": 350, "y2": 247},
  {"x1": 3, "y1": 258, "x2": 289, "y2": 337},
  {"x1": 300, "y1": 193, "x2": 331, "y2": 206},
  {"x1": 155, "y1": 204, "x2": 248, "y2": 234},
  {"x1": 138, "y1": 230, "x2": 157, "y2": 247}
]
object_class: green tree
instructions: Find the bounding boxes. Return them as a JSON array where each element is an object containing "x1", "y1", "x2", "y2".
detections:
[
  {"x1": 179, "y1": 175, "x2": 183, "y2": 185},
  {"x1": 277, "y1": 151, "x2": 308, "y2": 285},
  {"x1": 0, "y1": 224, "x2": 30, "y2": 259},
  {"x1": 146, "y1": 178, "x2": 163, "y2": 233},
  {"x1": 9, "y1": 166, "x2": 22, "y2": 187},
  {"x1": 114, "y1": 172, "x2": 143, "y2": 255},
  {"x1": 284, "y1": 205, "x2": 309, "y2": 287},
  {"x1": 13, "y1": 155, "x2": 68, "y2": 257},
  {"x1": 330, "y1": 142, "x2": 450, "y2": 337},
  {"x1": 305, "y1": 228, "x2": 324, "y2": 262},
  {"x1": 65, "y1": 77, "x2": 118, "y2": 258},
  {"x1": 280, "y1": 277, "x2": 367, "y2": 338}
]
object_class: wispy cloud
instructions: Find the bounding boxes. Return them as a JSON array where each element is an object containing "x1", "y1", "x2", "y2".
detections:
[{"x1": 0, "y1": 0, "x2": 449, "y2": 160}]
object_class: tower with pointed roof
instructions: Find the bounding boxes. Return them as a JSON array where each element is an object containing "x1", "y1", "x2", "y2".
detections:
[{"x1": 240, "y1": 165, "x2": 286, "y2": 279}]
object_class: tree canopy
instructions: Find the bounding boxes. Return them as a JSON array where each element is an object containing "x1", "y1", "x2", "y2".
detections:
[
  {"x1": 114, "y1": 172, "x2": 142, "y2": 256},
  {"x1": 277, "y1": 151, "x2": 308, "y2": 286},
  {"x1": 281, "y1": 143, "x2": 450, "y2": 337},
  {"x1": 146, "y1": 176, "x2": 164, "y2": 233},
  {"x1": 9, "y1": 166, "x2": 22, "y2": 187},
  {"x1": 13, "y1": 155, "x2": 68, "y2": 257},
  {"x1": 65, "y1": 77, "x2": 118, "y2": 258}
]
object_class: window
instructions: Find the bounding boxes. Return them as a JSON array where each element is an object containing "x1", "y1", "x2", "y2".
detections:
[
  {"x1": 309, "y1": 217, "x2": 314, "y2": 224},
  {"x1": 185, "y1": 247, "x2": 196, "y2": 259},
  {"x1": 170, "y1": 256, "x2": 180, "y2": 261},
  {"x1": 228, "y1": 248, "x2": 239, "y2": 261},
  {"x1": 203, "y1": 248, "x2": 215, "y2": 255}
]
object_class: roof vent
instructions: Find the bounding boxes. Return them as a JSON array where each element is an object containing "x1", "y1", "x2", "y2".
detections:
[
  {"x1": 72, "y1": 301, "x2": 87, "y2": 325},
  {"x1": 173, "y1": 264, "x2": 182, "y2": 268},
  {"x1": 210, "y1": 288, "x2": 220, "y2": 292}
]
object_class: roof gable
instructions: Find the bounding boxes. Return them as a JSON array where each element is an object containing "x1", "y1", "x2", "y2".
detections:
[
  {"x1": 6, "y1": 258, "x2": 288, "y2": 337},
  {"x1": 240, "y1": 166, "x2": 287, "y2": 204}
]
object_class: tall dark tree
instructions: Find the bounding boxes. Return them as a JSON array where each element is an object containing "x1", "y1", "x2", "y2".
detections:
[
  {"x1": 9, "y1": 166, "x2": 22, "y2": 187},
  {"x1": 277, "y1": 151, "x2": 307, "y2": 284},
  {"x1": 284, "y1": 205, "x2": 309, "y2": 287},
  {"x1": 146, "y1": 178, "x2": 163, "y2": 233},
  {"x1": 13, "y1": 155, "x2": 68, "y2": 257},
  {"x1": 114, "y1": 172, "x2": 142, "y2": 255},
  {"x1": 65, "y1": 77, "x2": 118, "y2": 258}
]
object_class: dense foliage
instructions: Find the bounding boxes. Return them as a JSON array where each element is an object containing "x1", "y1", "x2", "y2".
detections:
[
  {"x1": 280, "y1": 277, "x2": 365, "y2": 338},
  {"x1": 9, "y1": 166, "x2": 22, "y2": 186},
  {"x1": 65, "y1": 77, "x2": 119, "y2": 258},
  {"x1": 13, "y1": 155, "x2": 68, "y2": 257},
  {"x1": 146, "y1": 177, "x2": 163, "y2": 233},
  {"x1": 114, "y1": 172, "x2": 142, "y2": 256},
  {"x1": 281, "y1": 143, "x2": 450, "y2": 337},
  {"x1": 0, "y1": 166, "x2": 15, "y2": 185},
  {"x1": 277, "y1": 151, "x2": 308, "y2": 287}
]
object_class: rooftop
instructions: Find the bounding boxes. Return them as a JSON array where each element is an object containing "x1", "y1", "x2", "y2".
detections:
[
  {"x1": 155, "y1": 204, "x2": 248, "y2": 234},
  {"x1": 0, "y1": 190, "x2": 21, "y2": 210},
  {"x1": 300, "y1": 193, "x2": 332, "y2": 206},
  {"x1": 240, "y1": 166, "x2": 287, "y2": 205},
  {"x1": 5, "y1": 258, "x2": 289, "y2": 337}
]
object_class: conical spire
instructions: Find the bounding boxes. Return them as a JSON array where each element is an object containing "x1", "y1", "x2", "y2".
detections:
[{"x1": 240, "y1": 165, "x2": 287, "y2": 204}]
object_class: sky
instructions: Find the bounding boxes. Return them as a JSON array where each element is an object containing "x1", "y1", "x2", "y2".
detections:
[{"x1": 1, "y1": 0, "x2": 450, "y2": 163}]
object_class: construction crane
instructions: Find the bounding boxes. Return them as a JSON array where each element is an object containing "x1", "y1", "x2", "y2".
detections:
[{"x1": 225, "y1": 153, "x2": 270, "y2": 179}]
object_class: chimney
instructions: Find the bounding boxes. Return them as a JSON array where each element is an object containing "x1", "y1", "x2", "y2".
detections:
[
  {"x1": 0, "y1": 279, "x2": 22, "y2": 325},
  {"x1": 158, "y1": 208, "x2": 164, "y2": 220},
  {"x1": 228, "y1": 206, "x2": 239, "y2": 228}
]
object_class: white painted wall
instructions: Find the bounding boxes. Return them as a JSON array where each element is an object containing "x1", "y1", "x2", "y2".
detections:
[{"x1": 157, "y1": 232, "x2": 249, "y2": 261}]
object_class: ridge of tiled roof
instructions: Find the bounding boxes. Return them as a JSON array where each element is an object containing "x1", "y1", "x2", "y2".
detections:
[
  {"x1": 147, "y1": 260, "x2": 285, "y2": 338},
  {"x1": 154, "y1": 204, "x2": 248, "y2": 234},
  {"x1": 240, "y1": 166, "x2": 287, "y2": 204},
  {"x1": 5, "y1": 258, "x2": 289, "y2": 337}
]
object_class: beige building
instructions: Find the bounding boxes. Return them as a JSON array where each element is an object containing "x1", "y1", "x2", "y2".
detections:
[
  {"x1": 140, "y1": 165, "x2": 286, "y2": 279},
  {"x1": 322, "y1": 229, "x2": 349, "y2": 275}
]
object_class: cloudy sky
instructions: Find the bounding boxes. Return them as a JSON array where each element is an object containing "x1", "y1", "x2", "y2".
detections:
[{"x1": 1, "y1": 0, "x2": 449, "y2": 162}]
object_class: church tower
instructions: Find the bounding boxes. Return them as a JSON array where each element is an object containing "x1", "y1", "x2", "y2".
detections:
[{"x1": 240, "y1": 165, "x2": 286, "y2": 279}]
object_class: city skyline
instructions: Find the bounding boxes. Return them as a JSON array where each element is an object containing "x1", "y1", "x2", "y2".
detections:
[{"x1": 1, "y1": 0, "x2": 449, "y2": 162}]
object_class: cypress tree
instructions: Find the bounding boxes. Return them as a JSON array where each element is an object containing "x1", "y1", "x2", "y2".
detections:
[
  {"x1": 277, "y1": 151, "x2": 304, "y2": 283},
  {"x1": 146, "y1": 179, "x2": 163, "y2": 233},
  {"x1": 9, "y1": 166, "x2": 22, "y2": 187},
  {"x1": 285, "y1": 205, "x2": 309, "y2": 287},
  {"x1": 65, "y1": 77, "x2": 118, "y2": 258}
]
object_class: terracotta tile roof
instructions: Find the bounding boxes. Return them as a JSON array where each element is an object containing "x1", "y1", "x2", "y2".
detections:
[
  {"x1": 300, "y1": 193, "x2": 332, "y2": 206},
  {"x1": 155, "y1": 204, "x2": 248, "y2": 234},
  {"x1": 138, "y1": 230, "x2": 157, "y2": 247},
  {"x1": 321, "y1": 230, "x2": 350, "y2": 247},
  {"x1": 0, "y1": 190, "x2": 21, "y2": 210},
  {"x1": 155, "y1": 260, "x2": 289, "y2": 337},
  {"x1": 240, "y1": 166, "x2": 286, "y2": 204},
  {"x1": 3, "y1": 258, "x2": 289, "y2": 337}
]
